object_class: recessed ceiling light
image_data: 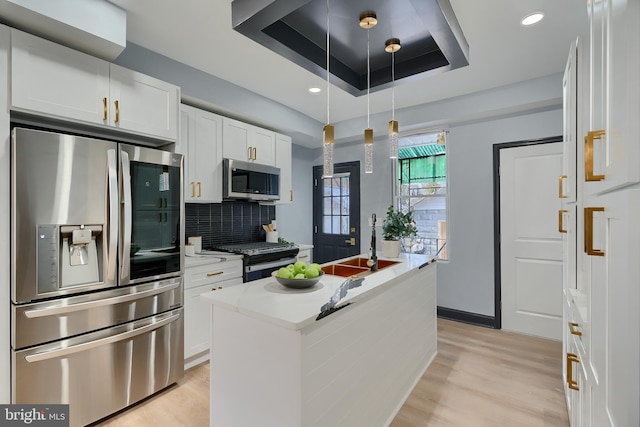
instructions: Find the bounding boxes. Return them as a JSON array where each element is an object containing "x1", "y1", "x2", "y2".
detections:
[
  {"x1": 308, "y1": 87, "x2": 321, "y2": 93},
  {"x1": 521, "y1": 12, "x2": 544, "y2": 26}
]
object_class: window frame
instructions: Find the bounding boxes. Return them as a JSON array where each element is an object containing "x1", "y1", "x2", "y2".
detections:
[{"x1": 393, "y1": 131, "x2": 449, "y2": 260}]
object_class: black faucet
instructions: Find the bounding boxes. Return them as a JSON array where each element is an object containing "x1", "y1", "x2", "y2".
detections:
[{"x1": 369, "y1": 213, "x2": 378, "y2": 271}]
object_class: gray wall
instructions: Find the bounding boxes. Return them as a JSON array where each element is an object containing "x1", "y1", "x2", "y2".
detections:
[
  {"x1": 115, "y1": 42, "x2": 563, "y2": 319},
  {"x1": 275, "y1": 143, "x2": 316, "y2": 245},
  {"x1": 442, "y1": 109, "x2": 562, "y2": 316},
  {"x1": 299, "y1": 107, "x2": 562, "y2": 318}
]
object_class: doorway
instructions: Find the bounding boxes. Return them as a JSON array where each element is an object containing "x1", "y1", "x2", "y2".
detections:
[
  {"x1": 312, "y1": 161, "x2": 361, "y2": 264},
  {"x1": 494, "y1": 137, "x2": 563, "y2": 340}
]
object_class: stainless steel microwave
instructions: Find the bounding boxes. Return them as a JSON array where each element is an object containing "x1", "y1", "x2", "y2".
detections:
[{"x1": 223, "y1": 158, "x2": 280, "y2": 201}]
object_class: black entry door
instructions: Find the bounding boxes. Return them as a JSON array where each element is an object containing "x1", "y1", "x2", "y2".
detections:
[{"x1": 312, "y1": 161, "x2": 361, "y2": 263}]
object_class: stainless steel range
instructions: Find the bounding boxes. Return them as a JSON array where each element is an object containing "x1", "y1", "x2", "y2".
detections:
[{"x1": 212, "y1": 242, "x2": 299, "y2": 282}]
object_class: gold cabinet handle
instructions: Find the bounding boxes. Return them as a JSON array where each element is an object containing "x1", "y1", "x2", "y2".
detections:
[
  {"x1": 247, "y1": 146, "x2": 253, "y2": 160},
  {"x1": 344, "y1": 238, "x2": 356, "y2": 246},
  {"x1": 197, "y1": 182, "x2": 202, "y2": 197},
  {"x1": 558, "y1": 210, "x2": 568, "y2": 233},
  {"x1": 103, "y1": 97, "x2": 108, "y2": 121},
  {"x1": 567, "y1": 353, "x2": 580, "y2": 391},
  {"x1": 569, "y1": 322, "x2": 582, "y2": 336},
  {"x1": 253, "y1": 147, "x2": 257, "y2": 160},
  {"x1": 190, "y1": 182, "x2": 195, "y2": 198},
  {"x1": 290, "y1": 190, "x2": 293, "y2": 202},
  {"x1": 559, "y1": 175, "x2": 568, "y2": 198},
  {"x1": 206, "y1": 271, "x2": 224, "y2": 277},
  {"x1": 114, "y1": 100, "x2": 120, "y2": 123},
  {"x1": 584, "y1": 207, "x2": 605, "y2": 256},
  {"x1": 585, "y1": 130, "x2": 605, "y2": 181}
]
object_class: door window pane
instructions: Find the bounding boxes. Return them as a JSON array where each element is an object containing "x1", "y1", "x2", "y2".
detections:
[{"x1": 322, "y1": 175, "x2": 350, "y2": 235}]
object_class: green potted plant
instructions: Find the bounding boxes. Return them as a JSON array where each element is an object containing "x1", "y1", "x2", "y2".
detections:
[{"x1": 381, "y1": 205, "x2": 418, "y2": 258}]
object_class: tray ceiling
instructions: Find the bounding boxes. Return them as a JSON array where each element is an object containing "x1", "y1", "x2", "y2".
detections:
[{"x1": 232, "y1": 0, "x2": 469, "y2": 96}]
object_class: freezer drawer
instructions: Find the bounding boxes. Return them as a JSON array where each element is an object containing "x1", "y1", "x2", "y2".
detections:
[
  {"x1": 12, "y1": 277, "x2": 183, "y2": 350},
  {"x1": 12, "y1": 309, "x2": 184, "y2": 427}
]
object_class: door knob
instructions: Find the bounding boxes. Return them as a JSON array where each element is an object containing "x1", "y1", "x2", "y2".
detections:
[{"x1": 345, "y1": 238, "x2": 356, "y2": 246}]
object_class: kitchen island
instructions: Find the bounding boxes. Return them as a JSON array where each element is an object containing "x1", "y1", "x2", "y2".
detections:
[{"x1": 200, "y1": 253, "x2": 437, "y2": 427}]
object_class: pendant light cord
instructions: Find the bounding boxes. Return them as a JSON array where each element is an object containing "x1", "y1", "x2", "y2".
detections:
[
  {"x1": 367, "y1": 27, "x2": 370, "y2": 128},
  {"x1": 326, "y1": 0, "x2": 330, "y2": 125},
  {"x1": 391, "y1": 50, "x2": 395, "y2": 121}
]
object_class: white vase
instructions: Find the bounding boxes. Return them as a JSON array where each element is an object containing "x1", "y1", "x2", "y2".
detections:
[{"x1": 381, "y1": 240, "x2": 401, "y2": 258}]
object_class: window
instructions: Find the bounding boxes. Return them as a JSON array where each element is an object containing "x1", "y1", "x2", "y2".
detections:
[
  {"x1": 396, "y1": 132, "x2": 448, "y2": 259},
  {"x1": 322, "y1": 173, "x2": 350, "y2": 235}
]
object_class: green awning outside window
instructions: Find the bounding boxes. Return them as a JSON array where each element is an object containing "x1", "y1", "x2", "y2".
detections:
[
  {"x1": 398, "y1": 144, "x2": 445, "y2": 159},
  {"x1": 399, "y1": 153, "x2": 446, "y2": 184}
]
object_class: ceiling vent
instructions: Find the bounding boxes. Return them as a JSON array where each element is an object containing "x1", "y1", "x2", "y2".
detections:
[{"x1": 0, "y1": 0, "x2": 126, "y2": 61}]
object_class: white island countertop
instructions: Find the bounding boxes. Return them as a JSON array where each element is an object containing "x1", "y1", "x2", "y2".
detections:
[{"x1": 200, "y1": 252, "x2": 433, "y2": 331}]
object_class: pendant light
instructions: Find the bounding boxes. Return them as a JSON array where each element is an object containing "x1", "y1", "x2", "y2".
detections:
[
  {"x1": 386, "y1": 38, "x2": 401, "y2": 159},
  {"x1": 322, "y1": 0, "x2": 334, "y2": 178},
  {"x1": 360, "y1": 12, "x2": 377, "y2": 174}
]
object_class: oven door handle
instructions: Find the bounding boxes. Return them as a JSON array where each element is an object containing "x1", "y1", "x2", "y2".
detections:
[
  {"x1": 24, "y1": 310, "x2": 181, "y2": 363},
  {"x1": 245, "y1": 257, "x2": 298, "y2": 272},
  {"x1": 23, "y1": 281, "x2": 180, "y2": 319}
]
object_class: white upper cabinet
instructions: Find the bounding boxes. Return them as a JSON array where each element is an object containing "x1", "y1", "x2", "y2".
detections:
[
  {"x1": 584, "y1": 0, "x2": 640, "y2": 195},
  {"x1": 222, "y1": 117, "x2": 276, "y2": 166},
  {"x1": 275, "y1": 133, "x2": 292, "y2": 204},
  {"x1": 10, "y1": 29, "x2": 179, "y2": 142},
  {"x1": 107, "y1": 64, "x2": 179, "y2": 140},
  {"x1": 11, "y1": 29, "x2": 110, "y2": 125},
  {"x1": 179, "y1": 104, "x2": 223, "y2": 203}
]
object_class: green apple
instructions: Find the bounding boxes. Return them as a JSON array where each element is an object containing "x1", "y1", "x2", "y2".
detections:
[
  {"x1": 293, "y1": 261, "x2": 307, "y2": 274},
  {"x1": 277, "y1": 267, "x2": 293, "y2": 278},
  {"x1": 286, "y1": 264, "x2": 295, "y2": 272},
  {"x1": 305, "y1": 266, "x2": 320, "y2": 278},
  {"x1": 294, "y1": 273, "x2": 306, "y2": 279},
  {"x1": 309, "y1": 263, "x2": 321, "y2": 271}
]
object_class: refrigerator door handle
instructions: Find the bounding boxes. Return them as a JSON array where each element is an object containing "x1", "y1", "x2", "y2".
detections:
[
  {"x1": 23, "y1": 281, "x2": 180, "y2": 318},
  {"x1": 107, "y1": 149, "x2": 118, "y2": 285},
  {"x1": 120, "y1": 150, "x2": 132, "y2": 284},
  {"x1": 24, "y1": 311, "x2": 181, "y2": 363}
]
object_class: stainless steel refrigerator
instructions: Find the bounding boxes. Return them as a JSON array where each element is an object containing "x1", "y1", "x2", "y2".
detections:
[{"x1": 10, "y1": 127, "x2": 184, "y2": 427}]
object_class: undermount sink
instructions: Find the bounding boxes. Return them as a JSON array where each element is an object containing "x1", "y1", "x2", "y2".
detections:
[
  {"x1": 321, "y1": 258, "x2": 400, "y2": 278},
  {"x1": 338, "y1": 258, "x2": 400, "y2": 269}
]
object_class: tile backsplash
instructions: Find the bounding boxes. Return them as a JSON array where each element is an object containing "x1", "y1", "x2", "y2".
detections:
[{"x1": 185, "y1": 201, "x2": 276, "y2": 249}]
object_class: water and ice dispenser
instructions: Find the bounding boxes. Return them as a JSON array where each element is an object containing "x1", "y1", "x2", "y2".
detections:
[{"x1": 37, "y1": 224, "x2": 103, "y2": 294}]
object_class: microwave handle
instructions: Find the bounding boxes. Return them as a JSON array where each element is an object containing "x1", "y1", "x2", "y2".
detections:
[
  {"x1": 106, "y1": 149, "x2": 118, "y2": 285},
  {"x1": 120, "y1": 150, "x2": 132, "y2": 285}
]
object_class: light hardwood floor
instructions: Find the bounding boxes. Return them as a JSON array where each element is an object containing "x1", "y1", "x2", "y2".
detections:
[{"x1": 93, "y1": 318, "x2": 569, "y2": 426}]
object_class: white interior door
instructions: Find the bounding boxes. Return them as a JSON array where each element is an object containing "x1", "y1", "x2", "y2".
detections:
[{"x1": 500, "y1": 142, "x2": 563, "y2": 340}]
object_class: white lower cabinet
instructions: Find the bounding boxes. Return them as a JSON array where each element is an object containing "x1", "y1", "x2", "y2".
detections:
[
  {"x1": 184, "y1": 258, "x2": 243, "y2": 368},
  {"x1": 565, "y1": 189, "x2": 640, "y2": 427}
]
